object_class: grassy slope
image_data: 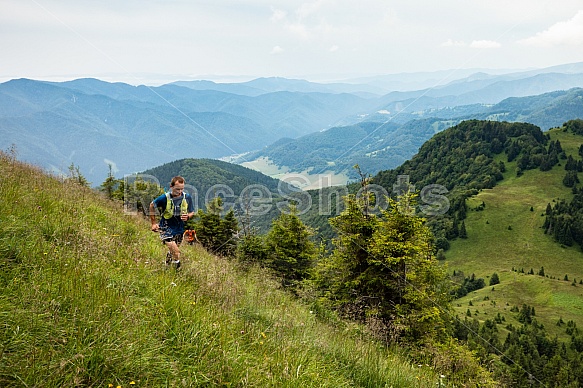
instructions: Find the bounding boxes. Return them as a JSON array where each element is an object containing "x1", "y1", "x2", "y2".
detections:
[
  {"x1": 0, "y1": 152, "x2": 440, "y2": 387},
  {"x1": 446, "y1": 128, "x2": 583, "y2": 339}
]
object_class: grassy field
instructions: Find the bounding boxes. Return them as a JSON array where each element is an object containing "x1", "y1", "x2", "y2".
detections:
[
  {"x1": 446, "y1": 128, "x2": 583, "y2": 339},
  {"x1": 0, "y1": 150, "x2": 443, "y2": 387}
]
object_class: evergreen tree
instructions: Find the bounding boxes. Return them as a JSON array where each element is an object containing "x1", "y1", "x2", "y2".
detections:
[
  {"x1": 563, "y1": 170, "x2": 580, "y2": 188},
  {"x1": 565, "y1": 155, "x2": 578, "y2": 171},
  {"x1": 100, "y1": 164, "x2": 118, "y2": 200},
  {"x1": 194, "y1": 197, "x2": 239, "y2": 256},
  {"x1": 236, "y1": 230, "x2": 268, "y2": 266},
  {"x1": 459, "y1": 220, "x2": 468, "y2": 239},
  {"x1": 316, "y1": 188, "x2": 451, "y2": 342},
  {"x1": 262, "y1": 204, "x2": 317, "y2": 287},
  {"x1": 67, "y1": 162, "x2": 90, "y2": 187},
  {"x1": 218, "y1": 209, "x2": 239, "y2": 256},
  {"x1": 124, "y1": 175, "x2": 164, "y2": 215},
  {"x1": 489, "y1": 272, "x2": 500, "y2": 286}
]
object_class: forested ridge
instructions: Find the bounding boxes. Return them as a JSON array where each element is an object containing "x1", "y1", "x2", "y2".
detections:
[
  {"x1": 373, "y1": 119, "x2": 565, "y2": 251},
  {"x1": 141, "y1": 158, "x2": 294, "y2": 210}
]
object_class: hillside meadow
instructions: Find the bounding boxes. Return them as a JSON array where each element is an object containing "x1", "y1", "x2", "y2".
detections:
[
  {"x1": 0, "y1": 150, "x2": 441, "y2": 387},
  {"x1": 446, "y1": 127, "x2": 583, "y2": 340}
]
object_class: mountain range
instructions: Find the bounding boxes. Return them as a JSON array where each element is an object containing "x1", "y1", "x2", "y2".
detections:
[{"x1": 1, "y1": 62, "x2": 583, "y2": 185}]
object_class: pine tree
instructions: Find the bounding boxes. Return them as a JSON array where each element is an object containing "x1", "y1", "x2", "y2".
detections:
[
  {"x1": 489, "y1": 273, "x2": 500, "y2": 286},
  {"x1": 100, "y1": 164, "x2": 118, "y2": 200},
  {"x1": 265, "y1": 204, "x2": 317, "y2": 288},
  {"x1": 194, "y1": 197, "x2": 239, "y2": 256},
  {"x1": 317, "y1": 189, "x2": 451, "y2": 342},
  {"x1": 459, "y1": 221, "x2": 468, "y2": 239},
  {"x1": 67, "y1": 162, "x2": 90, "y2": 187}
]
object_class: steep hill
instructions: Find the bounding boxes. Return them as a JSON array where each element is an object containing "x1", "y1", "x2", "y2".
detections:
[{"x1": 0, "y1": 151, "x2": 444, "y2": 387}]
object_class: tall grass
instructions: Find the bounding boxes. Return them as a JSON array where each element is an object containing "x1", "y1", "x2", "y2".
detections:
[{"x1": 0, "y1": 151, "x2": 441, "y2": 387}]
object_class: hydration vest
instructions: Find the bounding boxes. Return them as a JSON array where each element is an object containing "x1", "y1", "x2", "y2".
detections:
[{"x1": 162, "y1": 192, "x2": 188, "y2": 219}]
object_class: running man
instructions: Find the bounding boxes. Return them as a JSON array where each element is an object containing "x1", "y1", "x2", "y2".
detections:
[{"x1": 149, "y1": 176, "x2": 195, "y2": 269}]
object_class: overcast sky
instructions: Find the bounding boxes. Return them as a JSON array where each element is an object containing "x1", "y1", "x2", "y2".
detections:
[{"x1": 2, "y1": 0, "x2": 583, "y2": 85}]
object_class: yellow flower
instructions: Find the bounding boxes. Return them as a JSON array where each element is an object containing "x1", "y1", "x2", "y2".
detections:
[
  {"x1": 261, "y1": 332, "x2": 266, "y2": 338},
  {"x1": 130, "y1": 382, "x2": 136, "y2": 385}
]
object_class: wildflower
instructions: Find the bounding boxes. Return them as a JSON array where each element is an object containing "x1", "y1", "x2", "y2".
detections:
[
  {"x1": 170, "y1": 282, "x2": 177, "y2": 287},
  {"x1": 130, "y1": 382, "x2": 136, "y2": 385},
  {"x1": 261, "y1": 332, "x2": 266, "y2": 338}
]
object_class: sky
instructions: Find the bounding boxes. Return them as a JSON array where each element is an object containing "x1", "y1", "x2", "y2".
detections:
[{"x1": 2, "y1": 0, "x2": 583, "y2": 85}]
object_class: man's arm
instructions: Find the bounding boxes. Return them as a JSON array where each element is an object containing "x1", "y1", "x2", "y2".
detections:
[{"x1": 149, "y1": 202, "x2": 159, "y2": 232}]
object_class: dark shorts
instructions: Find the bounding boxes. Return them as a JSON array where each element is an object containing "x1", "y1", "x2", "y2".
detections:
[{"x1": 161, "y1": 233, "x2": 183, "y2": 245}]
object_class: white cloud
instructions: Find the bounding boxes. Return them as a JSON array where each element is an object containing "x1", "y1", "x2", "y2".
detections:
[
  {"x1": 518, "y1": 10, "x2": 583, "y2": 47},
  {"x1": 441, "y1": 39, "x2": 466, "y2": 47},
  {"x1": 469, "y1": 40, "x2": 501, "y2": 49},
  {"x1": 270, "y1": 8, "x2": 286, "y2": 23},
  {"x1": 271, "y1": 45, "x2": 284, "y2": 54},
  {"x1": 329, "y1": 45, "x2": 339, "y2": 52}
]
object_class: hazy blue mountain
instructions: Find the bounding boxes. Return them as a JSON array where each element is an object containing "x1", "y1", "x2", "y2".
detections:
[
  {"x1": 0, "y1": 78, "x2": 373, "y2": 185},
  {"x1": 173, "y1": 77, "x2": 395, "y2": 97},
  {"x1": 54, "y1": 78, "x2": 374, "y2": 138},
  {"x1": 245, "y1": 88, "x2": 583, "y2": 178},
  {"x1": 372, "y1": 72, "x2": 583, "y2": 114},
  {"x1": 2, "y1": 63, "x2": 583, "y2": 187},
  {"x1": 480, "y1": 87, "x2": 583, "y2": 130}
]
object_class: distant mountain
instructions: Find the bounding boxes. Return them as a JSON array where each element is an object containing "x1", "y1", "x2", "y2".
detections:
[
  {"x1": 0, "y1": 78, "x2": 372, "y2": 185},
  {"x1": 369, "y1": 72, "x2": 583, "y2": 120},
  {"x1": 2, "y1": 63, "x2": 583, "y2": 186},
  {"x1": 244, "y1": 88, "x2": 583, "y2": 178},
  {"x1": 238, "y1": 119, "x2": 456, "y2": 179},
  {"x1": 173, "y1": 76, "x2": 416, "y2": 97}
]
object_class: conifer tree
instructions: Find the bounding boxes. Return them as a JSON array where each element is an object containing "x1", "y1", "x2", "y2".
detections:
[
  {"x1": 316, "y1": 185, "x2": 451, "y2": 342},
  {"x1": 100, "y1": 164, "x2": 119, "y2": 200},
  {"x1": 265, "y1": 204, "x2": 317, "y2": 288},
  {"x1": 459, "y1": 220, "x2": 468, "y2": 239},
  {"x1": 489, "y1": 273, "x2": 500, "y2": 286},
  {"x1": 67, "y1": 162, "x2": 90, "y2": 187},
  {"x1": 194, "y1": 197, "x2": 239, "y2": 256}
]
